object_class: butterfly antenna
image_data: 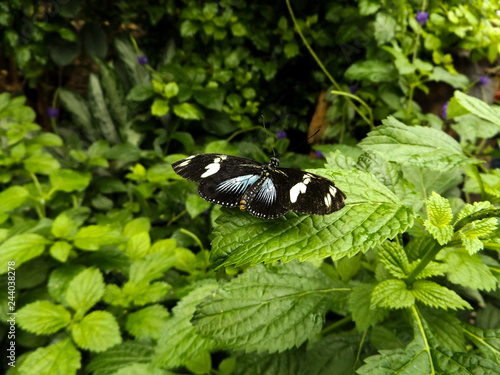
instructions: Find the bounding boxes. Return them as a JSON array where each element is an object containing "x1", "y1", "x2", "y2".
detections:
[
  {"x1": 262, "y1": 115, "x2": 277, "y2": 157},
  {"x1": 277, "y1": 128, "x2": 321, "y2": 158}
]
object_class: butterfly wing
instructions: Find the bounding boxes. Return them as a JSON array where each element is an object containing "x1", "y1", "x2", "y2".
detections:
[
  {"x1": 172, "y1": 154, "x2": 263, "y2": 207},
  {"x1": 272, "y1": 168, "x2": 346, "y2": 215},
  {"x1": 246, "y1": 177, "x2": 289, "y2": 219}
]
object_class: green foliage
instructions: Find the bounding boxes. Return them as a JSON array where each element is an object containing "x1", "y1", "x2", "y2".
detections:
[{"x1": 2, "y1": 1, "x2": 500, "y2": 374}]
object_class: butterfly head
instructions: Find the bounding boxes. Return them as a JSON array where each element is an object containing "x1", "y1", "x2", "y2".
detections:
[{"x1": 269, "y1": 157, "x2": 280, "y2": 169}]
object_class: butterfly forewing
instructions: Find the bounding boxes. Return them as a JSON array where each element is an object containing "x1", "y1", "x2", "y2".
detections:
[
  {"x1": 273, "y1": 168, "x2": 346, "y2": 215},
  {"x1": 172, "y1": 154, "x2": 262, "y2": 207}
]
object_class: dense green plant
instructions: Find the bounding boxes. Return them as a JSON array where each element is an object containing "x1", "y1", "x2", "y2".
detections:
[{"x1": 1, "y1": 1, "x2": 500, "y2": 375}]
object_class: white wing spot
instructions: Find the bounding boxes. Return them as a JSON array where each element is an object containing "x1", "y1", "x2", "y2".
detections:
[
  {"x1": 178, "y1": 155, "x2": 195, "y2": 167},
  {"x1": 324, "y1": 194, "x2": 332, "y2": 207},
  {"x1": 201, "y1": 162, "x2": 221, "y2": 178},
  {"x1": 220, "y1": 155, "x2": 228, "y2": 160},
  {"x1": 303, "y1": 174, "x2": 312, "y2": 184},
  {"x1": 329, "y1": 186, "x2": 337, "y2": 197},
  {"x1": 290, "y1": 182, "x2": 307, "y2": 203}
]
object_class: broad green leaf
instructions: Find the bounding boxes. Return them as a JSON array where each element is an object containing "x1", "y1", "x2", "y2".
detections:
[
  {"x1": 173, "y1": 103, "x2": 204, "y2": 120},
  {"x1": 0, "y1": 233, "x2": 48, "y2": 273},
  {"x1": 123, "y1": 217, "x2": 151, "y2": 238},
  {"x1": 451, "y1": 114, "x2": 498, "y2": 143},
  {"x1": 86, "y1": 341, "x2": 154, "y2": 374},
  {"x1": 0, "y1": 186, "x2": 29, "y2": 212},
  {"x1": 24, "y1": 153, "x2": 61, "y2": 175},
  {"x1": 88, "y1": 73, "x2": 121, "y2": 144},
  {"x1": 50, "y1": 169, "x2": 91, "y2": 193},
  {"x1": 412, "y1": 280, "x2": 471, "y2": 310},
  {"x1": 193, "y1": 262, "x2": 341, "y2": 353},
  {"x1": 428, "y1": 67, "x2": 469, "y2": 89},
  {"x1": 211, "y1": 168, "x2": 413, "y2": 268},
  {"x1": 18, "y1": 301, "x2": 71, "y2": 334},
  {"x1": 424, "y1": 192, "x2": 453, "y2": 245},
  {"x1": 51, "y1": 208, "x2": 89, "y2": 238},
  {"x1": 186, "y1": 194, "x2": 212, "y2": 218},
  {"x1": 448, "y1": 90, "x2": 500, "y2": 128},
  {"x1": 65, "y1": 268, "x2": 105, "y2": 314},
  {"x1": 431, "y1": 347, "x2": 500, "y2": 374},
  {"x1": 129, "y1": 248, "x2": 176, "y2": 284},
  {"x1": 126, "y1": 84, "x2": 155, "y2": 101},
  {"x1": 149, "y1": 238, "x2": 177, "y2": 254},
  {"x1": 194, "y1": 88, "x2": 225, "y2": 111},
  {"x1": 359, "y1": 0, "x2": 381, "y2": 15},
  {"x1": 234, "y1": 349, "x2": 303, "y2": 375},
  {"x1": 348, "y1": 283, "x2": 388, "y2": 331},
  {"x1": 374, "y1": 12, "x2": 396, "y2": 45},
  {"x1": 345, "y1": 60, "x2": 397, "y2": 83},
  {"x1": 59, "y1": 88, "x2": 97, "y2": 141},
  {"x1": 463, "y1": 325, "x2": 500, "y2": 364},
  {"x1": 185, "y1": 350, "x2": 212, "y2": 375},
  {"x1": 420, "y1": 307, "x2": 466, "y2": 352},
  {"x1": 151, "y1": 98, "x2": 169, "y2": 116},
  {"x1": 403, "y1": 166, "x2": 463, "y2": 200},
  {"x1": 438, "y1": 249, "x2": 497, "y2": 291},
  {"x1": 18, "y1": 338, "x2": 81, "y2": 375},
  {"x1": 371, "y1": 279, "x2": 414, "y2": 309},
  {"x1": 49, "y1": 241, "x2": 72, "y2": 262},
  {"x1": 73, "y1": 225, "x2": 124, "y2": 250},
  {"x1": 48, "y1": 264, "x2": 86, "y2": 303},
  {"x1": 377, "y1": 241, "x2": 409, "y2": 279},
  {"x1": 154, "y1": 281, "x2": 218, "y2": 369},
  {"x1": 359, "y1": 116, "x2": 476, "y2": 171},
  {"x1": 32, "y1": 133, "x2": 63, "y2": 146},
  {"x1": 456, "y1": 213, "x2": 497, "y2": 254},
  {"x1": 125, "y1": 232, "x2": 151, "y2": 260},
  {"x1": 72, "y1": 311, "x2": 122, "y2": 352},
  {"x1": 125, "y1": 304, "x2": 169, "y2": 340}
]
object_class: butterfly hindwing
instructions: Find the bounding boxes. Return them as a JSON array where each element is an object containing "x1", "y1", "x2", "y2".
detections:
[
  {"x1": 246, "y1": 177, "x2": 288, "y2": 219},
  {"x1": 272, "y1": 168, "x2": 346, "y2": 215},
  {"x1": 172, "y1": 154, "x2": 262, "y2": 207}
]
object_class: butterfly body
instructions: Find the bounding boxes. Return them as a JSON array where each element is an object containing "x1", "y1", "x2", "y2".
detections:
[{"x1": 172, "y1": 153, "x2": 345, "y2": 219}]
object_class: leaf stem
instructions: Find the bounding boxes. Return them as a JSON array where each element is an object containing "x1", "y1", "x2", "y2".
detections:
[
  {"x1": 411, "y1": 305, "x2": 435, "y2": 374},
  {"x1": 180, "y1": 228, "x2": 205, "y2": 252},
  {"x1": 468, "y1": 164, "x2": 486, "y2": 200},
  {"x1": 453, "y1": 208, "x2": 500, "y2": 232},
  {"x1": 405, "y1": 238, "x2": 441, "y2": 284}
]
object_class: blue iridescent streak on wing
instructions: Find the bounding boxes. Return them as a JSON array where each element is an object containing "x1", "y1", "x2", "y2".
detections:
[
  {"x1": 255, "y1": 178, "x2": 277, "y2": 205},
  {"x1": 247, "y1": 177, "x2": 287, "y2": 219},
  {"x1": 216, "y1": 174, "x2": 259, "y2": 196}
]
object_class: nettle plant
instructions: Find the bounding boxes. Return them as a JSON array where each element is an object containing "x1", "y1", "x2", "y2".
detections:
[{"x1": 6, "y1": 89, "x2": 500, "y2": 374}]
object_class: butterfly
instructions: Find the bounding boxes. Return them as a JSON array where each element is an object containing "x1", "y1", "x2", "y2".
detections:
[{"x1": 172, "y1": 153, "x2": 346, "y2": 219}]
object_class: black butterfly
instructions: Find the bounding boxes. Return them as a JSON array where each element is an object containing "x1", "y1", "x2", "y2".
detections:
[{"x1": 172, "y1": 153, "x2": 346, "y2": 219}]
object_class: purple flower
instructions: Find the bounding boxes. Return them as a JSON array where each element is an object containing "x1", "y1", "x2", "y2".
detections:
[
  {"x1": 478, "y1": 75, "x2": 490, "y2": 86},
  {"x1": 315, "y1": 150, "x2": 324, "y2": 159},
  {"x1": 416, "y1": 11, "x2": 429, "y2": 26},
  {"x1": 47, "y1": 107, "x2": 59, "y2": 118},
  {"x1": 441, "y1": 101, "x2": 449, "y2": 119},
  {"x1": 137, "y1": 56, "x2": 148, "y2": 65},
  {"x1": 349, "y1": 84, "x2": 357, "y2": 94},
  {"x1": 277, "y1": 130, "x2": 287, "y2": 139}
]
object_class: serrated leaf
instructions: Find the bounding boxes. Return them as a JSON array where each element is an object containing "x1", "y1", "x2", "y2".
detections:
[
  {"x1": 86, "y1": 341, "x2": 154, "y2": 374},
  {"x1": 193, "y1": 262, "x2": 339, "y2": 353},
  {"x1": 173, "y1": 103, "x2": 204, "y2": 120},
  {"x1": 0, "y1": 186, "x2": 29, "y2": 212},
  {"x1": 377, "y1": 241, "x2": 409, "y2": 279},
  {"x1": 18, "y1": 301, "x2": 71, "y2": 334},
  {"x1": 428, "y1": 67, "x2": 469, "y2": 89},
  {"x1": 463, "y1": 324, "x2": 500, "y2": 364},
  {"x1": 431, "y1": 347, "x2": 500, "y2": 374},
  {"x1": 24, "y1": 153, "x2": 61, "y2": 174},
  {"x1": 65, "y1": 268, "x2": 105, "y2": 314},
  {"x1": 18, "y1": 338, "x2": 81, "y2": 375},
  {"x1": 344, "y1": 60, "x2": 396, "y2": 83},
  {"x1": 412, "y1": 280, "x2": 471, "y2": 310},
  {"x1": 73, "y1": 225, "x2": 123, "y2": 250},
  {"x1": 125, "y1": 232, "x2": 151, "y2": 261},
  {"x1": 406, "y1": 260, "x2": 447, "y2": 280},
  {"x1": 186, "y1": 194, "x2": 211, "y2": 218},
  {"x1": 359, "y1": 116, "x2": 474, "y2": 171},
  {"x1": 129, "y1": 249, "x2": 176, "y2": 284},
  {"x1": 424, "y1": 192, "x2": 453, "y2": 245},
  {"x1": 122, "y1": 217, "x2": 151, "y2": 238},
  {"x1": 0, "y1": 233, "x2": 48, "y2": 274},
  {"x1": 448, "y1": 90, "x2": 500, "y2": 128},
  {"x1": 438, "y1": 249, "x2": 497, "y2": 291},
  {"x1": 125, "y1": 304, "x2": 169, "y2": 340},
  {"x1": 234, "y1": 348, "x2": 303, "y2": 375},
  {"x1": 72, "y1": 311, "x2": 122, "y2": 352},
  {"x1": 154, "y1": 281, "x2": 218, "y2": 369},
  {"x1": 49, "y1": 241, "x2": 72, "y2": 262},
  {"x1": 457, "y1": 218, "x2": 497, "y2": 255},
  {"x1": 348, "y1": 283, "x2": 388, "y2": 331},
  {"x1": 50, "y1": 169, "x2": 91, "y2": 192},
  {"x1": 211, "y1": 169, "x2": 413, "y2": 268},
  {"x1": 420, "y1": 307, "x2": 466, "y2": 352},
  {"x1": 371, "y1": 279, "x2": 414, "y2": 309}
]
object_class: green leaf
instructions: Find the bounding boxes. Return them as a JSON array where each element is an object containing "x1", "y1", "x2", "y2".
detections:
[
  {"x1": 73, "y1": 225, "x2": 123, "y2": 250},
  {"x1": 24, "y1": 153, "x2": 61, "y2": 175},
  {"x1": 173, "y1": 103, "x2": 204, "y2": 120},
  {"x1": 284, "y1": 42, "x2": 299, "y2": 58},
  {"x1": 412, "y1": 280, "x2": 471, "y2": 310},
  {"x1": 186, "y1": 194, "x2": 212, "y2": 218},
  {"x1": 50, "y1": 169, "x2": 91, "y2": 193},
  {"x1": 151, "y1": 98, "x2": 169, "y2": 116},
  {"x1": 32, "y1": 133, "x2": 63, "y2": 146},
  {"x1": 359, "y1": 116, "x2": 475, "y2": 171},
  {"x1": 49, "y1": 241, "x2": 73, "y2": 262},
  {"x1": 374, "y1": 12, "x2": 396, "y2": 45},
  {"x1": 463, "y1": 324, "x2": 500, "y2": 364},
  {"x1": 18, "y1": 338, "x2": 81, "y2": 375},
  {"x1": 194, "y1": 88, "x2": 225, "y2": 111},
  {"x1": 65, "y1": 268, "x2": 105, "y2": 314},
  {"x1": 125, "y1": 232, "x2": 151, "y2": 261},
  {"x1": 377, "y1": 241, "x2": 409, "y2": 279},
  {"x1": 163, "y1": 81, "x2": 179, "y2": 98},
  {"x1": 0, "y1": 233, "x2": 48, "y2": 273},
  {"x1": 114, "y1": 38, "x2": 148, "y2": 86},
  {"x1": 18, "y1": 301, "x2": 71, "y2": 334},
  {"x1": 211, "y1": 168, "x2": 413, "y2": 268},
  {"x1": 125, "y1": 304, "x2": 169, "y2": 340},
  {"x1": 48, "y1": 264, "x2": 86, "y2": 304},
  {"x1": 59, "y1": 88, "x2": 97, "y2": 141},
  {"x1": 0, "y1": 186, "x2": 29, "y2": 212},
  {"x1": 88, "y1": 73, "x2": 121, "y2": 144},
  {"x1": 448, "y1": 91, "x2": 500, "y2": 128},
  {"x1": 420, "y1": 307, "x2": 466, "y2": 352},
  {"x1": 348, "y1": 283, "x2": 388, "y2": 331},
  {"x1": 154, "y1": 281, "x2": 218, "y2": 369},
  {"x1": 359, "y1": 0, "x2": 381, "y2": 15},
  {"x1": 438, "y1": 249, "x2": 497, "y2": 291},
  {"x1": 86, "y1": 341, "x2": 154, "y2": 374},
  {"x1": 424, "y1": 192, "x2": 453, "y2": 245},
  {"x1": 126, "y1": 84, "x2": 155, "y2": 101},
  {"x1": 72, "y1": 311, "x2": 122, "y2": 352},
  {"x1": 344, "y1": 60, "x2": 397, "y2": 83},
  {"x1": 432, "y1": 347, "x2": 500, "y2": 374},
  {"x1": 428, "y1": 67, "x2": 469, "y2": 89},
  {"x1": 371, "y1": 279, "x2": 414, "y2": 309},
  {"x1": 193, "y1": 262, "x2": 338, "y2": 353},
  {"x1": 130, "y1": 250, "x2": 176, "y2": 284},
  {"x1": 123, "y1": 217, "x2": 151, "y2": 238}
]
